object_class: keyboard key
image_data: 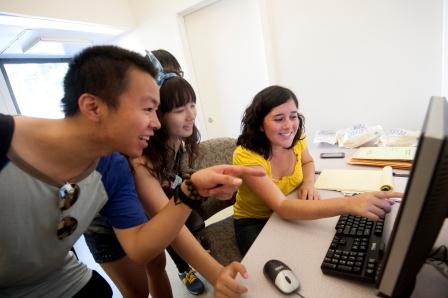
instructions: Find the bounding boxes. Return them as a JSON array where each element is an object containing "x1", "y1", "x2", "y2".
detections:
[
  {"x1": 337, "y1": 265, "x2": 353, "y2": 272},
  {"x1": 322, "y1": 262, "x2": 337, "y2": 270}
]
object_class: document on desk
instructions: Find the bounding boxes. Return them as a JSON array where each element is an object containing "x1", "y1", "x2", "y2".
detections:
[
  {"x1": 348, "y1": 147, "x2": 415, "y2": 169},
  {"x1": 314, "y1": 166, "x2": 394, "y2": 193},
  {"x1": 351, "y1": 146, "x2": 416, "y2": 160}
]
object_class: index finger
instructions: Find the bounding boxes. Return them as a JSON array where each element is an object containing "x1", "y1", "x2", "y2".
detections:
[
  {"x1": 222, "y1": 165, "x2": 266, "y2": 178},
  {"x1": 375, "y1": 191, "x2": 403, "y2": 199}
]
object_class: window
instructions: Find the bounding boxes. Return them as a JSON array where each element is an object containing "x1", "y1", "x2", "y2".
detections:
[{"x1": 0, "y1": 58, "x2": 70, "y2": 118}]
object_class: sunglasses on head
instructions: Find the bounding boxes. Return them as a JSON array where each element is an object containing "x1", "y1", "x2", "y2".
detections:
[{"x1": 57, "y1": 183, "x2": 79, "y2": 240}]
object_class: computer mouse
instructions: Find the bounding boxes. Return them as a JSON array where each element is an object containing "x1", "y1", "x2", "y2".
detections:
[{"x1": 263, "y1": 259, "x2": 300, "y2": 294}]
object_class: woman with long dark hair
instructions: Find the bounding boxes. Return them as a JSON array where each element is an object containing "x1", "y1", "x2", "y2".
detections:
[{"x1": 233, "y1": 85, "x2": 401, "y2": 256}]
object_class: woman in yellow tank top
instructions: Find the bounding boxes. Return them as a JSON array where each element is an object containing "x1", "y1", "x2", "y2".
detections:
[{"x1": 233, "y1": 85, "x2": 402, "y2": 256}]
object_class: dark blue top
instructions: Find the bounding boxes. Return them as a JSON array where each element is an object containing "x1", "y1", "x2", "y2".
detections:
[{"x1": 97, "y1": 153, "x2": 148, "y2": 228}]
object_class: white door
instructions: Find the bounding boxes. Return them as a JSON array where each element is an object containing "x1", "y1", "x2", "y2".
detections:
[{"x1": 183, "y1": 0, "x2": 269, "y2": 139}]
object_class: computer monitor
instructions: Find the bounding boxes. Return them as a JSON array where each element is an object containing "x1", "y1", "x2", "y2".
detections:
[{"x1": 376, "y1": 96, "x2": 448, "y2": 297}]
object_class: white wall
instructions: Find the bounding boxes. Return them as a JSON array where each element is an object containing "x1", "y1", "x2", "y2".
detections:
[
  {"x1": 0, "y1": 0, "x2": 134, "y2": 28},
  {"x1": 124, "y1": 0, "x2": 207, "y2": 62},
  {"x1": 124, "y1": 0, "x2": 445, "y2": 140},
  {"x1": 182, "y1": 0, "x2": 270, "y2": 138},
  {"x1": 443, "y1": 0, "x2": 448, "y2": 97},
  {"x1": 265, "y1": 0, "x2": 443, "y2": 139}
]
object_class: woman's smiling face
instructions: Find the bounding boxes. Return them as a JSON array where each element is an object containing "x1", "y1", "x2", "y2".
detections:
[{"x1": 261, "y1": 98, "x2": 299, "y2": 149}]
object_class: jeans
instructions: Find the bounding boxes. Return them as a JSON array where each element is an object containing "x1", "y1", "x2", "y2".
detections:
[{"x1": 233, "y1": 218, "x2": 268, "y2": 256}]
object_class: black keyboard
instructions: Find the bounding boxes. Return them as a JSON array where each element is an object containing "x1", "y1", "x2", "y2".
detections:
[{"x1": 320, "y1": 214, "x2": 386, "y2": 282}]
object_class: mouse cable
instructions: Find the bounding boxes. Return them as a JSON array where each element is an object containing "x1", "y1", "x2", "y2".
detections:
[{"x1": 294, "y1": 291, "x2": 306, "y2": 298}]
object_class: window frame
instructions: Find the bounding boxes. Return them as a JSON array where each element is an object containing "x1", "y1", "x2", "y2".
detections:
[{"x1": 0, "y1": 57, "x2": 71, "y2": 115}]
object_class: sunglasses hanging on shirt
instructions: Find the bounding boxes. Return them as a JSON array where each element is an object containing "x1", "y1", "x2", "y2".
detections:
[{"x1": 57, "y1": 182, "x2": 80, "y2": 240}]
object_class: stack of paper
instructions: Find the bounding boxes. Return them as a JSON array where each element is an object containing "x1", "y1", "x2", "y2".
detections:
[
  {"x1": 314, "y1": 166, "x2": 394, "y2": 193},
  {"x1": 347, "y1": 147, "x2": 415, "y2": 169}
]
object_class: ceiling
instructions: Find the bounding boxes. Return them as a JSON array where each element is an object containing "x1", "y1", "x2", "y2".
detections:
[{"x1": 0, "y1": 13, "x2": 127, "y2": 59}]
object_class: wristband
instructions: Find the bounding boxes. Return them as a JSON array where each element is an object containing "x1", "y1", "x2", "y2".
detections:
[
  {"x1": 183, "y1": 173, "x2": 206, "y2": 201},
  {"x1": 174, "y1": 185, "x2": 202, "y2": 210}
]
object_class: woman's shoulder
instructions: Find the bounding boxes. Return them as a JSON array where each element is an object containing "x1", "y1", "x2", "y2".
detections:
[
  {"x1": 234, "y1": 145, "x2": 267, "y2": 165},
  {"x1": 234, "y1": 145, "x2": 262, "y2": 157},
  {"x1": 294, "y1": 134, "x2": 308, "y2": 152}
]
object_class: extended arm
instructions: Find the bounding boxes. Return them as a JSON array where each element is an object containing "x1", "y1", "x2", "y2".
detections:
[{"x1": 242, "y1": 166, "x2": 401, "y2": 221}]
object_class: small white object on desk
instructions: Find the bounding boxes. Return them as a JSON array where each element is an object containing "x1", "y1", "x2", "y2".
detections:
[{"x1": 313, "y1": 130, "x2": 337, "y2": 145}]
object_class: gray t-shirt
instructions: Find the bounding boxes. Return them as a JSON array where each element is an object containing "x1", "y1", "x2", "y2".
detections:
[{"x1": 0, "y1": 154, "x2": 107, "y2": 297}]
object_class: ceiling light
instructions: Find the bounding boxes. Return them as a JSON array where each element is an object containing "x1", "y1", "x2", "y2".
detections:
[
  {"x1": 22, "y1": 36, "x2": 93, "y2": 55},
  {"x1": 0, "y1": 13, "x2": 127, "y2": 35}
]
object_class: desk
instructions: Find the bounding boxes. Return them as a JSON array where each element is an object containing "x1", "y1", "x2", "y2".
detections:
[
  {"x1": 238, "y1": 172, "x2": 448, "y2": 297},
  {"x1": 310, "y1": 144, "x2": 410, "y2": 176}
]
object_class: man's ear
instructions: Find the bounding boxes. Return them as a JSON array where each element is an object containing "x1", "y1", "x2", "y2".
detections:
[{"x1": 78, "y1": 93, "x2": 103, "y2": 122}]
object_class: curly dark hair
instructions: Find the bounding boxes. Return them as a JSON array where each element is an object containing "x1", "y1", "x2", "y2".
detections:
[
  {"x1": 143, "y1": 76, "x2": 200, "y2": 181},
  {"x1": 237, "y1": 85, "x2": 305, "y2": 159}
]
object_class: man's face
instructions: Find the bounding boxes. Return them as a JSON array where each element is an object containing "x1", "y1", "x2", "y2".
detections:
[{"x1": 104, "y1": 67, "x2": 161, "y2": 157}]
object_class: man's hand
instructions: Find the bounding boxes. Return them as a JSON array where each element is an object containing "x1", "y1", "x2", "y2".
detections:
[
  {"x1": 190, "y1": 165, "x2": 266, "y2": 200},
  {"x1": 214, "y1": 262, "x2": 249, "y2": 298}
]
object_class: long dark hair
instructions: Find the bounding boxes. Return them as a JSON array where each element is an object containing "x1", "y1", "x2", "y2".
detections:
[
  {"x1": 237, "y1": 85, "x2": 305, "y2": 159},
  {"x1": 143, "y1": 76, "x2": 200, "y2": 181}
]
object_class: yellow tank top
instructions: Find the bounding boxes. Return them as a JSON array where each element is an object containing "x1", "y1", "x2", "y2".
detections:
[{"x1": 233, "y1": 137, "x2": 307, "y2": 219}]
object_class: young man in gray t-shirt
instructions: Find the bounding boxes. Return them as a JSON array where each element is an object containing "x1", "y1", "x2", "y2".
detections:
[{"x1": 0, "y1": 45, "x2": 264, "y2": 297}]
